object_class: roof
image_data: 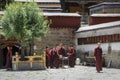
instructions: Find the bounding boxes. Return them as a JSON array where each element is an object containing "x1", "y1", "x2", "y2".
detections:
[
  {"x1": 43, "y1": 9, "x2": 62, "y2": 12},
  {"x1": 76, "y1": 21, "x2": 120, "y2": 32},
  {"x1": 0, "y1": 11, "x2": 81, "y2": 17},
  {"x1": 91, "y1": 14, "x2": 120, "y2": 17},
  {"x1": 38, "y1": 4, "x2": 61, "y2": 8},
  {"x1": 15, "y1": 0, "x2": 60, "y2": 3},
  {"x1": 89, "y1": 2, "x2": 120, "y2": 8},
  {"x1": 43, "y1": 12, "x2": 81, "y2": 17}
]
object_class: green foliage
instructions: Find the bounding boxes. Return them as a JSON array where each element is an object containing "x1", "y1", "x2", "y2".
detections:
[
  {"x1": 1, "y1": 2, "x2": 49, "y2": 47},
  {"x1": 23, "y1": 2, "x2": 49, "y2": 40},
  {"x1": 0, "y1": 0, "x2": 14, "y2": 10},
  {"x1": 1, "y1": 2, "x2": 25, "y2": 40}
]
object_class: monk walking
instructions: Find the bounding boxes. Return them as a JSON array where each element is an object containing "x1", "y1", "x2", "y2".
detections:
[{"x1": 94, "y1": 42, "x2": 103, "y2": 73}]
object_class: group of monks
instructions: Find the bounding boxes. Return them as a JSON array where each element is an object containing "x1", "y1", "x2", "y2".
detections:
[
  {"x1": 44, "y1": 45, "x2": 76, "y2": 68},
  {"x1": 4, "y1": 42, "x2": 103, "y2": 73}
]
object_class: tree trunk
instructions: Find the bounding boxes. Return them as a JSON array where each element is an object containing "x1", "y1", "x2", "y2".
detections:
[{"x1": 29, "y1": 43, "x2": 34, "y2": 56}]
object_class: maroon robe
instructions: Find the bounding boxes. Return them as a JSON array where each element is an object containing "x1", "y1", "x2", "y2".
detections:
[
  {"x1": 58, "y1": 47, "x2": 66, "y2": 67},
  {"x1": 94, "y1": 47, "x2": 103, "y2": 72},
  {"x1": 53, "y1": 49, "x2": 60, "y2": 68},
  {"x1": 5, "y1": 47, "x2": 12, "y2": 68},
  {"x1": 44, "y1": 49, "x2": 50, "y2": 68},
  {"x1": 58, "y1": 47, "x2": 66, "y2": 57},
  {"x1": 49, "y1": 49, "x2": 55, "y2": 68},
  {"x1": 68, "y1": 48, "x2": 76, "y2": 67}
]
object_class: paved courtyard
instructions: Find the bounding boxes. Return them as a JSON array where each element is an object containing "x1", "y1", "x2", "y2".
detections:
[{"x1": 0, "y1": 66, "x2": 120, "y2": 80}]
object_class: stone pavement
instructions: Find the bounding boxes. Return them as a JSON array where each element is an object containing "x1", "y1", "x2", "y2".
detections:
[{"x1": 0, "y1": 66, "x2": 120, "y2": 80}]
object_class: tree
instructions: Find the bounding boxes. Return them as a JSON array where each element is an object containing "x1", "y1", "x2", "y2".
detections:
[
  {"x1": 24, "y1": 2, "x2": 49, "y2": 55},
  {"x1": 1, "y1": 2, "x2": 49, "y2": 55},
  {"x1": 0, "y1": 0, "x2": 14, "y2": 10}
]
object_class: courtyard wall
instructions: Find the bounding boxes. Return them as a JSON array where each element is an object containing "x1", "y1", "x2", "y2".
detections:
[{"x1": 34, "y1": 28, "x2": 76, "y2": 50}]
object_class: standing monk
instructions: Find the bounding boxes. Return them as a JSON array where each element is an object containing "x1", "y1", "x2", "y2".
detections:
[
  {"x1": 58, "y1": 45, "x2": 66, "y2": 67},
  {"x1": 67, "y1": 45, "x2": 76, "y2": 67},
  {"x1": 49, "y1": 48, "x2": 55, "y2": 68},
  {"x1": 53, "y1": 46, "x2": 60, "y2": 68},
  {"x1": 94, "y1": 42, "x2": 103, "y2": 73},
  {"x1": 5, "y1": 46, "x2": 12, "y2": 68},
  {"x1": 44, "y1": 47, "x2": 50, "y2": 68}
]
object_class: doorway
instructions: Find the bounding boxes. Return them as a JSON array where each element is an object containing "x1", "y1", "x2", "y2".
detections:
[{"x1": 0, "y1": 45, "x2": 20, "y2": 68}]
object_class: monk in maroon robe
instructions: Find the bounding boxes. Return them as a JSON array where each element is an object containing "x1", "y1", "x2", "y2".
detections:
[
  {"x1": 49, "y1": 48, "x2": 55, "y2": 68},
  {"x1": 53, "y1": 47, "x2": 60, "y2": 68},
  {"x1": 5, "y1": 46, "x2": 12, "y2": 68},
  {"x1": 58, "y1": 45, "x2": 66, "y2": 67},
  {"x1": 44, "y1": 47, "x2": 50, "y2": 68},
  {"x1": 67, "y1": 45, "x2": 76, "y2": 67},
  {"x1": 94, "y1": 43, "x2": 103, "y2": 73}
]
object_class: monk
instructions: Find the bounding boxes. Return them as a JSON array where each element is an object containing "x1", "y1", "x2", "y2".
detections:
[
  {"x1": 58, "y1": 45, "x2": 66, "y2": 67},
  {"x1": 49, "y1": 48, "x2": 55, "y2": 68},
  {"x1": 44, "y1": 47, "x2": 50, "y2": 68},
  {"x1": 94, "y1": 42, "x2": 103, "y2": 73},
  {"x1": 67, "y1": 45, "x2": 76, "y2": 67},
  {"x1": 5, "y1": 46, "x2": 12, "y2": 68},
  {"x1": 53, "y1": 46, "x2": 60, "y2": 68}
]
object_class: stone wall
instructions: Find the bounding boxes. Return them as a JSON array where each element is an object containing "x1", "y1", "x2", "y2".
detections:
[
  {"x1": 34, "y1": 28, "x2": 76, "y2": 51},
  {"x1": 104, "y1": 51, "x2": 120, "y2": 69}
]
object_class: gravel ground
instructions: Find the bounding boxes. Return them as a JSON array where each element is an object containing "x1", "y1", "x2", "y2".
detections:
[{"x1": 0, "y1": 66, "x2": 120, "y2": 80}]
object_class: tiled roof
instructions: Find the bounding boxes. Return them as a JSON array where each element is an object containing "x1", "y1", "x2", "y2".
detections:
[
  {"x1": 43, "y1": 9, "x2": 62, "y2": 12},
  {"x1": 38, "y1": 3, "x2": 61, "y2": 7},
  {"x1": 0, "y1": 11, "x2": 81, "y2": 17},
  {"x1": 15, "y1": 0, "x2": 60, "y2": 3},
  {"x1": 38, "y1": 3, "x2": 62, "y2": 12},
  {"x1": 91, "y1": 14, "x2": 120, "y2": 17},
  {"x1": 77, "y1": 21, "x2": 120, "y2": 32},
  {"x1": 89, "y1": 2, "x2": 120, "y2": 8},
  {"x1": 43, "y1": 12, "x2": 81, "y2": 17},
  {"x1": 15, "y1": 0, "x2": 62, "y2": 12}
]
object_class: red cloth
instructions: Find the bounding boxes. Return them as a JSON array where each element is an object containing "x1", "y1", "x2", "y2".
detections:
[
  {"x1": 94, "y1": 47, "x2": 103, "y2": 72},
  {"x1": 53, "y1": 49, "x2": 60, "y2": 68},
  {"x1": 57, "y1": 47, "x2": 66, "y2": 67},
  {"x1": 5, "y1": 49, "x2": 12, "y2": 68},
  {"x1": 44, "y1": 49, "x2": 50, "y2": 68},
  {"x1": 49, "y1": 49, "x2": 55, "y2": 68},
  {"x1": 58, "y1": 47, "x2": 66, "y2": 57},
  {"x1": 68, "y1": 48, "x2": 76, "y2": 67}
]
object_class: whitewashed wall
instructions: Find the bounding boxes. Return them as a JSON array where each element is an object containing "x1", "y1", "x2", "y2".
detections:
[
  {"x1": 76, "y1": 27, "x2": 120, "y2": 38},
  {"x1": 76, "y1": 42, "x2": 120, "y2": 52},
  {"x1": 75, "y1": 25, "x2": 120, "y2": 68},
  {"x1": 75, "y1": 26, "x2": 120, "y2": 53}
]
